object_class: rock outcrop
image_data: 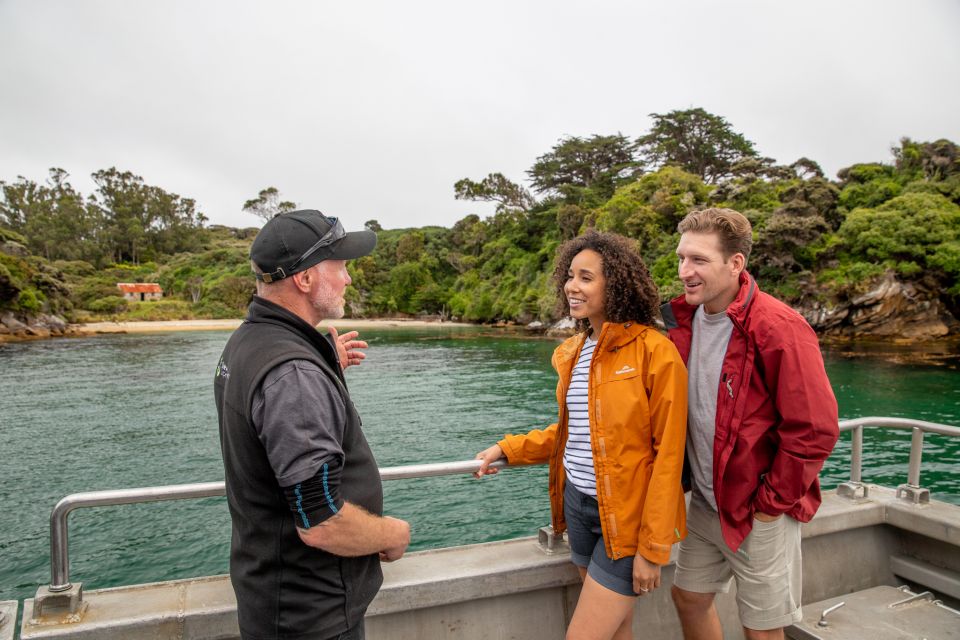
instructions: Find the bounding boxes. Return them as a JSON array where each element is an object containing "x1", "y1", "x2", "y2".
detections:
[
  {"x1": 545, "y1": 317, "x2": 577, "y2": 337},
  {"x1": 798, "y1": 273, "x2": 958, "y2": 340},
  {"x1": 0, "y1": 311, "x2": 79, "y2": 343}
]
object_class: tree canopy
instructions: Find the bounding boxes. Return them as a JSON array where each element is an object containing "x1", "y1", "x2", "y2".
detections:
[
  {"x1": 637, "y1": 108, "x2": 758, "y2": 183},
  {"x1": 1, "y1": 167, "x2": 206, "y2": 266},
  {"x1": 242, "y1": 187, "x2": 297, "y2": 224},
  {"x1": 3, "y1": 112, "x2": 958, "y2": 330},
  {"x1": 526, "y1": 133, "x2": 639, "y2": 205},
  {"x1": 454, "y1": 173, "x2": 535, "y2": 212}
]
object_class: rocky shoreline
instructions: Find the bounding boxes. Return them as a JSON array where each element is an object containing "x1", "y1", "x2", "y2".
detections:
[
  {"x1": 798, "y1": 273, "x2": 958, "y2": 341},
  {"x1": 0, "y1": 311, "x2": 84, "y2": 342},
  {"x1": 2, "y1": 273, "x2": 958, "y2": 345}
]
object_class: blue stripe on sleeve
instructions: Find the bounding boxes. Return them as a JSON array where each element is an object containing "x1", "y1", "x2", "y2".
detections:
[
  {"x1": 321, "y1": 463, "x2": 340, "y2": 515},
  {"x1": 294, "y1": 484, "x2": 310, "y2": 528}
]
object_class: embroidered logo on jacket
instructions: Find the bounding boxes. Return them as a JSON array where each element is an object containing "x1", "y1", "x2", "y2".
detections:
[{"x1": 614, "y1": 365, "x2": 636, "y2": 375}]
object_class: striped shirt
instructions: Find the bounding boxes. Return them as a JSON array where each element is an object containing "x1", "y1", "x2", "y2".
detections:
[{"x1": 563, "y1": 336, "x2": 597, "y2": 496}]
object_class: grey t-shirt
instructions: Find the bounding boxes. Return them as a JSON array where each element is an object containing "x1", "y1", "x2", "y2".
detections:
[
  {"x1": 251, "y1": 359, "x2": 346, "y2": 488},
  {"x1": 687, "y1": 306, "x2": 734, "y2": 512}
]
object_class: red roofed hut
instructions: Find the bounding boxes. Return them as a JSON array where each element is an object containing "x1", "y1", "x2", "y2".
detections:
[{"x1": 117, "y1": 283, "x2": 163, "y2": 302}]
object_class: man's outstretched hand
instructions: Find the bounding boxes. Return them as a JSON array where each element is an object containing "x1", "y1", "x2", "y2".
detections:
[{"x1": 329, "y1": 326, "x2": 368, "y2": 370}]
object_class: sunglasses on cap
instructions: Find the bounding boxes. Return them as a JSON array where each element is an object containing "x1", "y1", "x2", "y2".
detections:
[{"x1": 257, "y1": 216, "x2": 346, "y2": 283}]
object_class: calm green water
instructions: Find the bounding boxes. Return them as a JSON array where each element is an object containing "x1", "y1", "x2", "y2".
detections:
[{"x1": 1, "y1": 327, "x2": 958, "y2": 607}]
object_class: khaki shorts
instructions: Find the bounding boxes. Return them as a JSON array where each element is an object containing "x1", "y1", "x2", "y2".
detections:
[{"x1": 673, "y1": 495, "x2": 802, "y2": 631}]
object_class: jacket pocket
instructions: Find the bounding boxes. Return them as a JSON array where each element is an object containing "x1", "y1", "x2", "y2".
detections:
[{"x1": 598, "y1": 369, "x2": 651, "y2": 447}]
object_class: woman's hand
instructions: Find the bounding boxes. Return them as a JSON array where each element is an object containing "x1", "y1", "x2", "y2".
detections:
[
  {"x1": 633, "y1": 553, "x2": 661, "y2": 596},
  {"x1": 474, "y1": 444, "x2": 504, "y2": 478}
]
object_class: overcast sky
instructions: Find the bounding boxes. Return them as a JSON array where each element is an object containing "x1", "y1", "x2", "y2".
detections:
[{"x1": 2, "y1": 0, "x2": 958, "y2": 231}]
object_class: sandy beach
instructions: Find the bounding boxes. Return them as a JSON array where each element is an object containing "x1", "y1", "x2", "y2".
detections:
[{"x1": 75, "y1": 318, "x2": 473, "y2": 335}]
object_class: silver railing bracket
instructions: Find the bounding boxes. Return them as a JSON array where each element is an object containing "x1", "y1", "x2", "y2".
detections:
[
  {"x1": 895, "y1": 484, "x2": 930, "y2": 505},
  {"x1": 837, "y1": 481, "x2": 869, "y2": 500},
  {"x1": 32, "y1": 583, "x2": 85, "y2": 620},
  {"x1": 538, "y1": 525, "x2": 562, "y2": 554}
]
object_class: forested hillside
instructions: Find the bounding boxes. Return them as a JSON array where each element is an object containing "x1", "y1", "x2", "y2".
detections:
[{"x1": 2, "y1": 109, "x2": 959, "y2": 337}]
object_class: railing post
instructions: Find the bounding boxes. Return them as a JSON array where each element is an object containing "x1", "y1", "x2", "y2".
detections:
[
  {"x1": 32, "y1": 498, "x2": 84, "y2": 620},
  {"x1": 837, "y1": 425, "x2": 868, "y2": 500},
  {"x1": 907, "y1": 427, "x2": 924, "y2": 487},
  {"x1": 896, "y1": 427, "x2": 930, "y2": 504},
  {"x1": 850, "y1": 425, "x2": 863, "y2": 483},
  {"x1": 49, "y1": 500, "x2": 72, "y2": 592}
]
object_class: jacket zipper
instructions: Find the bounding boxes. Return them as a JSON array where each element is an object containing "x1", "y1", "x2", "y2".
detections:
[
  {"x1": 715, "y1": 322, "x2": 749, "y2": 512},
  {"x1": 591, "y1": 326, "x2": 623, "y2": 558},
  {"x1": 552, "y1": 336, "x2": 582, "y2": 531}
]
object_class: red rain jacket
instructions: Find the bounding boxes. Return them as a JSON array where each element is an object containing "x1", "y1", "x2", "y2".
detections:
[{"x1": 662, "y1": 272, "x2": 839, "y2": 551}]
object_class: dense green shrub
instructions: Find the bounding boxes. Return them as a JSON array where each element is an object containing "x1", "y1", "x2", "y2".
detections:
[
  {"x1": 195, "y1": 300, "x2": 241, "y2": 319},
  {"x1": 838, "y1": 193, "x2": 960, "y2": 277},
  {"x1": 87, "y1": 296, "x2": 129, "y2": 314},
  {"x1": 838, "y1": 179, "x2": 902, "y2": 210},
  {"x1": 817, "y1": 262, "x2": 886, "y2": 297},
  {"x1": 17, "y1": 288, "x2": 43, "y2": 312},
  {"x1": 650, "y1": 251, "x2": 683, "y2": 301},
  {"x1": 122, "y1": 299, "x2": 193, "y2": 321}
]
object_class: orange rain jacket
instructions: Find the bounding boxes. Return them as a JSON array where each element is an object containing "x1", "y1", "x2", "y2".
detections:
[{"x1": 498, "y1": 321, "x2": 688, "y2": 565}]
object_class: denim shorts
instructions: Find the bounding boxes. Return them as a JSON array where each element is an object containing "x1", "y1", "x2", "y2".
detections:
[{"x1": 563, "y1": 481, "x2": 637, "y2": 597}]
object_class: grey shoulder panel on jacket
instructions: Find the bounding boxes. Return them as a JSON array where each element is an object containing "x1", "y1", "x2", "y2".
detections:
[{"x1": 660, "y1": 302, "x2": 678, "y2": 330}]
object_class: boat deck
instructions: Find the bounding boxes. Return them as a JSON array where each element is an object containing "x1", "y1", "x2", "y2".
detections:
[
  {"x1": 15, "y1": 484, "x2": 960, "y2": 639},
  {"x1": 790, "y1": 585, "x2": 960, "y2": 639},
  {"x1": 12, "y1": 417, "x2": 960, "y2": 639}
]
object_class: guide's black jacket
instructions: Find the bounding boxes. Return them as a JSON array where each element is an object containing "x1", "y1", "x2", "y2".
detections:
[{"x1": 214, "y1": 296, "x2": 383, "y2": 640}]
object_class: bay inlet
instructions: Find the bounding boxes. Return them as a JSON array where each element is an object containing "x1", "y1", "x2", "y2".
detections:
[{"x1": 1, "y1": 326, "x2": 958, "y2": 606}]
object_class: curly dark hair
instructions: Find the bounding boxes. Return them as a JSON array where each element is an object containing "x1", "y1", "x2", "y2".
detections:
[{"x1": 552, "y1": 230, "x2": 660, "y2": 332}]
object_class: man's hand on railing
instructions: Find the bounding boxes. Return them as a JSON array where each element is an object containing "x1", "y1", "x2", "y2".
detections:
[{"x1": 474, "y1": 444, "x2": 505, "y2": 478}]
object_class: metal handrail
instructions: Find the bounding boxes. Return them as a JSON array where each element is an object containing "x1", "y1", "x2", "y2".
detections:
[
  {"x1": 43, "y1": 417, "x2": 960, "y2": 594},
  {"x1": 837, "y1": 417, "x2": 960, "y2": 489},
  {"x1": 46, "y1": 459, "x2": 507, "y2": 593}
]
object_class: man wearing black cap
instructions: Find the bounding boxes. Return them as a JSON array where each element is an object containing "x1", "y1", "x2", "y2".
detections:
[{"x1": 214, "y1": 210, "x2": 410, "y2": 640}]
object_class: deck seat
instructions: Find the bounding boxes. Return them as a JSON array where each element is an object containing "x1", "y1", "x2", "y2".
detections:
[{"x1": 889, "y1": 553, "x2": 960, "y2": 601}]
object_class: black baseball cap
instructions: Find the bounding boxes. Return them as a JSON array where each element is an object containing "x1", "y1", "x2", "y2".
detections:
[{"x1": 250, "y1": 209, "x2": 377, "y2": 283}]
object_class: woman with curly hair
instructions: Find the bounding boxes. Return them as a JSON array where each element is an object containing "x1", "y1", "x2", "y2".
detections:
[{"x1": 475, "y1": 231, "x2": 688, "y2": 640}]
